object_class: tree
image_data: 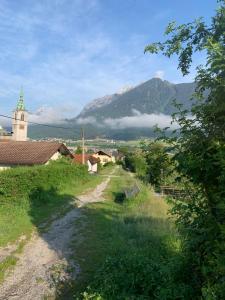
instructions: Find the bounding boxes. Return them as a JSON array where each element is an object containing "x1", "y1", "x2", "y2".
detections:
[
  {"x1": 145, "y1": 1, "x2": 225, "y2": 297},
  {"x1": 123, "y1": 149, "x2": 147, "y2": 177},
  {"x1": 75, "y1": 145, "x2": 82, "y2": 154},
  {"x1": 142, "y1": 141, "x2": 172, "y2": 187}
]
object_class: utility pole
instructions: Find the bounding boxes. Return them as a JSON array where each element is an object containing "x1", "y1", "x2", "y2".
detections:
[{"x1": 81, "y1": 127, "x2": 85, "y2": 165}]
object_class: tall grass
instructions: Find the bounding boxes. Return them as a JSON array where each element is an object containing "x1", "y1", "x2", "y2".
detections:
[
  {"x1": 61, "y1": 168, "x2": 193, "y2": 300},
  {"x1": 0, "y1": 159, "x2": 101, "y2": 247}
]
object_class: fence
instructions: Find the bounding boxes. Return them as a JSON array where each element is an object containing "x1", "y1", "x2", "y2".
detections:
[{"x1": 160, "y1": 185, "x2": 187, "y2": 199}]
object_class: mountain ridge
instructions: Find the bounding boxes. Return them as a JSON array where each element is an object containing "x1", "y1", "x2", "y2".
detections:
[
  {"x1": 29, "y1": 78, "x2": 196, "y2": 140},
  {"x1": 76, "y1": 78, "x2": 196, "y2": 121}
]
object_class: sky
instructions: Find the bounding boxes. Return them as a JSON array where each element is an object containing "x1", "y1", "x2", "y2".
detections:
[{"x1": 0, "y1": 0, "x2": 218, "y2": 125}]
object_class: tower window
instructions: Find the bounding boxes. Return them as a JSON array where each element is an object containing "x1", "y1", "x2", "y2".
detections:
[{"x1": 21, "y1": 113, "x2": 24, "y2": 121}]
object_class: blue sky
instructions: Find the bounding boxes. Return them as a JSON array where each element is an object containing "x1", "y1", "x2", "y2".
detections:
[{"x1": 0, "y1": 0, "x2": 218, "y2": 124}]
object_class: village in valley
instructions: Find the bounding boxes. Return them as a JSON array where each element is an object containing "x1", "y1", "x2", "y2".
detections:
[
  {"x1": 0, "y1": 1, "x2": 224, "y2": 299},
  {"x1": 0, "y1": 91, "x2": 123, "y2": 173}
]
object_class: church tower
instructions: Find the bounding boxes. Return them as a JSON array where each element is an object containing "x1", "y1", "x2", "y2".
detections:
[{"x1": 12, "y1": 89, "x2": 28, "y2": 141}]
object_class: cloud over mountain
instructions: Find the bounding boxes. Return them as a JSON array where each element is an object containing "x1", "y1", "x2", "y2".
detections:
[
  {"x1": 103, "y1": 112, "x2": 177, "y2": 129},
  {"x1": 77, "y1": 110, "x2": 177, "y2": 130}
]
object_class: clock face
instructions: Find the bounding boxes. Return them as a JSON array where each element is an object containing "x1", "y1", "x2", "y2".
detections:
[{"x1": 20, "y1": 125, "x2": 25, "y2": 130}]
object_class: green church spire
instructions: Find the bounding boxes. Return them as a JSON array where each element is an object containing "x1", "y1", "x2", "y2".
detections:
[{"x1": 16, "y1": 87, "x2": 25, "y2": 110}]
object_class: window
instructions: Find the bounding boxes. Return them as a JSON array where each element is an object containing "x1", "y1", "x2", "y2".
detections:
[{"x1": 21, "y1": 113, "x2": 24, "y2": 121}]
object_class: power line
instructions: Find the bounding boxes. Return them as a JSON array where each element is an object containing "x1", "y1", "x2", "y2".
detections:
[{"x1": 0, "y1": 114, "x2": 75, "y2": 131}]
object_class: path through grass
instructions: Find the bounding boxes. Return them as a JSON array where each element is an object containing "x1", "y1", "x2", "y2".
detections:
[
  {"x1": 0, "y1": 161, "x2": 104, "y2": 285},
  {"x1": 59, "y1": 167, "x2": 191, "y2": 299}
]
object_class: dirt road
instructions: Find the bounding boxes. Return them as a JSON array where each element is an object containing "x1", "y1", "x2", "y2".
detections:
[{"x1": 0, "y1": 177, "x2": 110, "y2": 300}]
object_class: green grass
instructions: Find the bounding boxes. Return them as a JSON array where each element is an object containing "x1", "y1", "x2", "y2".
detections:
[
  {"x1": 0, "y1": 162, "x2": 103, "y2": 248},
  {"x1": 0, "y1": 204, "x2": 33, "y2": 247},
  {"x1": 98, "y1": 164, "x2": 115, "y2": 176},
  {"x1": 0, "y1": 160, "x2": 105, "y2": 286},
  {"x1": 56, "y1": 167, "x2": 191, "y2": 299},
  {"x1": 0, "y1": 256, "x2": 18, "y2": 284}
]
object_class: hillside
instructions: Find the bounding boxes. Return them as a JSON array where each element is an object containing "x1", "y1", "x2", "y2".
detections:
[
  {"x1": 29, "y1": 78, "x2": 196, "y2": 140},
  {"x1": 77, "y1": 78, "x2": 195, "y2": 120}
]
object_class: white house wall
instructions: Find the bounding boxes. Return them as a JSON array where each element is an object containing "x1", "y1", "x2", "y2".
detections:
[
  {"x1": 45, "y1": 152, "x2": 61, "y2": 164},
  {"x1": 0, "y1": 165, "x2": 11, "y2": 171}
]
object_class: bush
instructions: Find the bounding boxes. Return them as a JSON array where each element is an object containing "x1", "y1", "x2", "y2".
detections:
[
  {"x1": 0, "y1": 159, "x2": 88, "y2": 205},
  {"x1": 80, "y1": 251, "x2": 194, "y2": 300},
  {"x1": 103, "y1": 161, "x2": 114, "y2": 167},
  {"x1": 0, "y1": 159, "x2": 94, "y2": 246}
]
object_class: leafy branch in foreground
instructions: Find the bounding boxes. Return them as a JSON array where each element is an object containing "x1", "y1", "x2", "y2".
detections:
[{"x1": 145, "y1": 1, "x2": 225, "y2": 298}]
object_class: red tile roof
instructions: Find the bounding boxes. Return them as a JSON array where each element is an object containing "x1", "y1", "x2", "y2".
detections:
[
  {"x1": 0, "y1": 141, "x2": 72, "y2": 165},
  {"x1": 73, "y1": 154, "x2": 90, "y2": 164},
  {"x1": 73, "y1": 154, "x2": 100, "y2": 165}
]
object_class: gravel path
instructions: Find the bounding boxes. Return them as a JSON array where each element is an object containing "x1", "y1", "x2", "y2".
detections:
[{"x1": 0, "y1": 177, "x2": 110, "y2": 300}]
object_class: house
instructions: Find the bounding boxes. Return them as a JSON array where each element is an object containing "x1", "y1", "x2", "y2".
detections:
[
  {"x1": 92, "y1": 150, "x2": 115, "y2": 165},
  {"x1": 0, "y1": 141, "x2": 73, "y2": 170},
  {"x1": 73, "y1": 154, "x2": 100, "y2": 173}
]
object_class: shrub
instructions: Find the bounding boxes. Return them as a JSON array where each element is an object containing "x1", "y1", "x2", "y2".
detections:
[
  {"x1": 0, "y1": 159, "x2": 88, "y2": 205},
  {"x1": 80, "y1": 251, "x2": 194, "y2": 300},
  {"x1": 103, "y1": 161, "x2": 114, "y2": 167}
]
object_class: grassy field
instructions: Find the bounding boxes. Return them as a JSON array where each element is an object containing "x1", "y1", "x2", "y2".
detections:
[
  {"x1": 0, "y1": 161, "x2": 104, "y2": 284},
  {"x1": 58, "y1": 167, "x2": 189, "y2": 299},
  {"x1": 0, "y1": 164, "x2": 102, "y2": 248},
  {"x1": 67, "y1": 139, "x2": 146, "y2": 150},
  {"x1": 0, "y1": 174, "x2": 102, "y2": 248}
]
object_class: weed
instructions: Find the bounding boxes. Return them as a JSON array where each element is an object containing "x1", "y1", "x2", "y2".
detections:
[
  {"x1": 58, "y1": 168, "x2": 194, "y2": 299},
  {"x1": 0, "y1": 256, "x2": 18, "y2": 284}
]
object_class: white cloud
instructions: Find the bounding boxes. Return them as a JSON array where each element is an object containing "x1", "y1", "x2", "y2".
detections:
[
  {"x1": 154, "y1": 70, "x2": 165, "y2": 79},
  {"x1": 29, "y1": 105, "x2": 70, "y2": 124},
  {"x1": 0, "y1": 0, "x2": 199, "y2": 122},
  {"x1": 103, "y1": 112, "x2": 178, "y2": 129},
  {"x1": 75, "y1": 110, "x2": 178, "y2": 130},
  {"x1": 76, "y1": 116, "x2": 97, "y2": 125},
  {"x1": 0, "y1": 104, "x2": 75, "y2": 128},
  {"x1": 0, "y1": 117, "x2": 11, "y2": 127}
]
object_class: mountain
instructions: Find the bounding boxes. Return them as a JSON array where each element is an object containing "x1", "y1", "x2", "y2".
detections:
[
  {"x1": 79, "y1": 85, "x2": 133, "y2": 117},
  {"x1": 29, "y1": 78, "x2": 196, "y2": 140},
  {"x1": 77, "y1": 78, "x2": 196, "y2": 120}
]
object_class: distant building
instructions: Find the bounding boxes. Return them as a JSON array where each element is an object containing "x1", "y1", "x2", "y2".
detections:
[
  {"x1": 0, "y1": 141, "x2": 73, "y2": 170},
  {"x1": 93, "y1": 150, "x2": 115, "y2": 165},
  {"x1": 73, "y1": 154, "x2": 100, "y2": 173},
  {"x1": 0, "y1": 125, "x2": 11, "y2": 142},
  {"x1": 112, "y1": 150, "x2": 125, "y2": 162},
  {"x1": 0, "y1": 89, "x2": 28, "y2": 142}
]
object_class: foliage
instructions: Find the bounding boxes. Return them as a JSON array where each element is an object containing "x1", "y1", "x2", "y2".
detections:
[
  {"x1": 124, "y1": 150, "x2": 147, "y2": 177},
  {"x1": 0, "y1": 159, "x2": 99, "y2": 247},
  {"x1": 0, "y1": 255, "x2": 18, "y2": 284},
  {"x1": 70, "y1": 168, "x2": 193, "y2": 300},
  {"x1": 145, "y1": 1, "x2": 225, "y2": 298},
  {"x1": 0, "y1": 159, "x2": 88, "y2": 204},
  {"x1": 123, "y1": 141, "x2": 173, "y2": 186},
  {"x1": 141, "y1": 141, "x2": 173, "y2": 186},
  {"x1": 86, "y1": 149, "x2": 94, "y2": 154},
  {"x1": 102, "y1": 161, "x2": 114, "y2": 167},
  {"x1": 75, "y1": 145, "x2": 83, "y2": 154}
]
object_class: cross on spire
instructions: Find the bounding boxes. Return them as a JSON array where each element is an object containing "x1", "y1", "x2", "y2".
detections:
[{"x1": 16, "y1": 87, "x2": 25, "y2": 110}]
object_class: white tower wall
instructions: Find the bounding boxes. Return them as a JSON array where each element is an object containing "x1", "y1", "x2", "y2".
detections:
[
  {"x1": 12, "y1": 90, "x2": 28, "y2": 141},
  {"x1": 12, "y1": 111, "x2": 28, "y2": 141}
]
